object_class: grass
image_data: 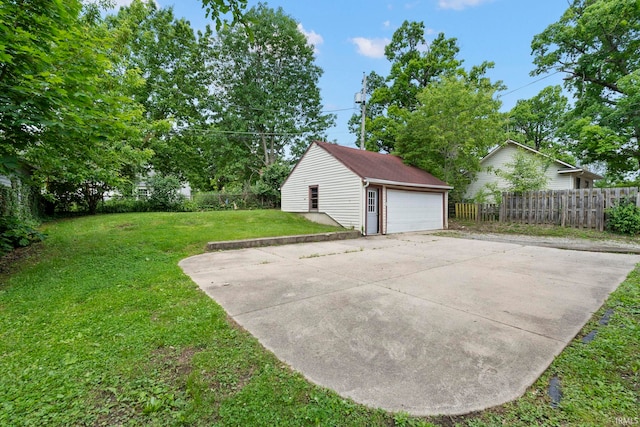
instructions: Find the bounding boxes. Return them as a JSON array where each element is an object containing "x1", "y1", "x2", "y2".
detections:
[
  {"x1": 446, "y1": 218, "x2": 640, "y2": 244},
  {"x1": 0, "y1": 210, "x2": 638, "y2": 426}
]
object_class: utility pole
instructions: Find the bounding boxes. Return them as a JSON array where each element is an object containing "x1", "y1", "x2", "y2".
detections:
[{"x1": 358, "y1": 73, "x2": 367, "y2": 150}]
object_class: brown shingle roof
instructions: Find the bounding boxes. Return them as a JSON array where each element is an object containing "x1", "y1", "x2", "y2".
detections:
[{"x1": 315, "y1": 141, "x2": 451, "y2": 188}]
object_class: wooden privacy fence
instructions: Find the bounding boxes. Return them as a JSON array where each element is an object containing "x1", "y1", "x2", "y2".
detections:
[
  {"x1": 455, "y1": 203, "x2": 500, "y2": 222},
  {"x1": 500, "y1": 187, "x2": 640, "y2": 231}
]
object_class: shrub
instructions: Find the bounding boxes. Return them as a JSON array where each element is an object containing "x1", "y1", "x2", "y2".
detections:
[
  {"x1": 147, "y1": 174, "x2": 185, "y2": 211},
  {"x1": 606, "y1": 198, "x2": 640, "y2": 235},
  {"x1": 0, "y1": 216, "x2": 46, "y2": 256},
  {"x1": 97, "y1": 198, "x2": 153, "y2": 214},
  {"x1": 251, "y1": 161, "x2": 291, "y2": 207}
]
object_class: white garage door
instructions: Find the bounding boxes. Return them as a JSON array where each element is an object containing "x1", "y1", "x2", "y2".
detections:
[{"x1": 387, "y1": 190, "x2": 443, "y2": 233}]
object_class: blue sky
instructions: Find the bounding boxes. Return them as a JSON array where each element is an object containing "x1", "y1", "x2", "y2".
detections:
[{"x1": 113, "y1": 0, "x2": 570, "y2": 148}]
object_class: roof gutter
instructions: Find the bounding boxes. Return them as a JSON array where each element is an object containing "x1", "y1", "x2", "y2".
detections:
[
  {"x1": 556, "y1": 169, "x2": 604, "y2": 180},
  {"x1": 364, "y1": 177, "x2": 453, "y2": 190}
]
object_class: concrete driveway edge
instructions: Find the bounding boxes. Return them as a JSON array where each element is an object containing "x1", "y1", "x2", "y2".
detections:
[{"x1": 206, "y1": 230, "x2": 361, "y2": 251}]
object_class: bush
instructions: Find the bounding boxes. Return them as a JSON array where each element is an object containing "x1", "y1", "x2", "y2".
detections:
[
  {"x1": 147, "y1": 174, "x2": 185, "y2": 211},
  {"x1": 251, "y1": 161, "x2": 291, "y2": 207},
  {"x1": 606, "y1": 198, "x2": 640, "y2": 235},
  {"x1": 0, "y1": 216, "x2": 46, "y2": 256},
  {"x1": 97, "y1": 198, "x2": 153, "y2": 214},
  {"x1": 191, "y1": 191, "x2": 272, "y2": 210}
]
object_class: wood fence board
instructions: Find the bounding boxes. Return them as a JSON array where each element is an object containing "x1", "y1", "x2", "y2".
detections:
[{"x1": 497, "y1": 187, "x2": 639, "y2": 229}]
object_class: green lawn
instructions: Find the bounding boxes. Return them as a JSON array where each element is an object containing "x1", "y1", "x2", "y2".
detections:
[{"x1": 1, "y1": 211, "x2": 638, "y2": 426}]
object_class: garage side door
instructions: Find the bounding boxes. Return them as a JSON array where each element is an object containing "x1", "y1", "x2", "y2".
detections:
[{"x1": 386, "y1": 190, "x2": 443, "y2": 233}]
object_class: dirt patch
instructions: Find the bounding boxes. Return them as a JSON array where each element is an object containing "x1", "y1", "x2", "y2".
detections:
[
  {"x1": 151, "y1": 346, "x2": 198, "y2": 382},
  {"x1": 91, "y1": 389, "x2": 138, "y2": 427},
  {"x1": 0, "y1": 243, "x2": 43, "y2": 280}
]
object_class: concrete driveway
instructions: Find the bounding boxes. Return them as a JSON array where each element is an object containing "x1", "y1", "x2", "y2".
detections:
[{"x1": 179, "y1": 234, "x2": 639, "y2": 416}]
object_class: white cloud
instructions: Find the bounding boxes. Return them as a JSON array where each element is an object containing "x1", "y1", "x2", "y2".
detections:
[
  {"x1": 383, "y1": 20, "x2": 391, "y2": 29},
  {"x1": 297, "y1": 23, "x2": 324, "y2": 54},
  {"x1": 350, "y1": 37, "x2": 390, "y2": 59},
  {"x1": 437, "y1": 0, "x2": 491, "y2": 10},
  {"x1": 404, "y1": 1, "x2": 421, "y2": 9}
]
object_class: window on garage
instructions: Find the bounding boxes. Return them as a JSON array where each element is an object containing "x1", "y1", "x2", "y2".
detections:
[{"x1": 309, "y1": 186, "x2": 319, "y2": 211}]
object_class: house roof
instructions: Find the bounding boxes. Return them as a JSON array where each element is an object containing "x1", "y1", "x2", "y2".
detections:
[
  {"x1": 314, "y1": 141, "x2": 452, "y2": 189},
  {"x1": 482, "y1": 140, "x2": 603, "y2": 180}
]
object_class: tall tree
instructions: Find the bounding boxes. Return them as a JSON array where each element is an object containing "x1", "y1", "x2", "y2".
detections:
[
  {"x1": 508, "y1": 85, "x2": 569, "y2": 152},
  {"x1": 395, "y1": 73, "x2": 505, "y2": 201},
  {"x1": 25, "y1": 5, "x2": 151, "y2": 214},
  {"x1": 1, "y1": 1, "x2": 150, "y2": 213},
  {"x1": 211, "y1": 4, "x2": 334, "y2": 185},
  {"x1": 0, "y1": 0, "x2": 82, "y2": 163},
  {"x1": 107, "y1": 0, "x2": 218, "y2": 190},
  {"x1": 531, "y1": 0, "x2": 640, "y2": 182},
  {"x1": 350, "y1": 21, "x2": 463, "y2": 153},
  {"x1": 200, "y1": 0, "x2": 248, "y2": 30}
]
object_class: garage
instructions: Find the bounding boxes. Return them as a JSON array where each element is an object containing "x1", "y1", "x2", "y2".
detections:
[
  {"x1": 387, "y1": 189, "x2": 444, "y2": 233},
  {"x1": 282, "y1": 141, "x2": 452, "y2": 235}
]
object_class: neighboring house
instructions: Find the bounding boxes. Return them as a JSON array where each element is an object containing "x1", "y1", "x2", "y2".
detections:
[
  {"x1": 281, "y1": 141, "x2": 452, "y2": 235},
  {"x1": 104, "y1": 170, "x2": 192, "y2": 200},
  {"x1": 465, "y1": 139, "x2": 603, "y2": 202},
  {"x1": 134, "y1": 174, "x2": 192, "y2": 200}
]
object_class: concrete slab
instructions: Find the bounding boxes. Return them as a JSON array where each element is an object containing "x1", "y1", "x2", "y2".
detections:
[{"x1": 178, "y1": 234, "x2": 639, "y2": 416}]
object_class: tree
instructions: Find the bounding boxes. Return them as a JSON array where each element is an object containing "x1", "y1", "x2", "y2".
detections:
[
  {"x1": 350, "y1": 21, "x2": 463, "y2": 152},
  {"x1": 0, "y1": 0, "x2": 82, "y2": 162},
  {"x1": 25, "y1": 7, "x2": 152, "y2": 214},
  {"x1": 531, "y1": 0, "x2": 640, "y2": 182},
  {"x1": 107, "y1": 0, "x2": 219, "y2": 190},
  {"x1": 395, "y1": 73, "x2": 505, "y2": 201},
  {"x1": 211, "y1": 4, "x2": 334, "y2": 185},
  {"x1": 1, "y1": 1, "x2": 151, "y2": 214},
  {"x1": 200, "y1": 0, "x2": 248, "y2": 30},
  {"x1": 508, "y1": 85, "x2": 569, "y2": 152},
  {"x1": 497, "y1": 150, "x2": 549, "y2": 194},
  {"x1": 251, "y1": 160, "x2": 292, "y2": 207}
]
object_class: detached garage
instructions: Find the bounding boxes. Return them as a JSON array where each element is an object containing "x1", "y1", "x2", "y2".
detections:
[{"x1": 281, "y1": 141, "x2": 452, "y2": 235}]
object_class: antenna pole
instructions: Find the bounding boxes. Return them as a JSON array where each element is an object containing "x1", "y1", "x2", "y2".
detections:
[{"x1": 359, "y1": 73, "x2": 366, "y2": 150}]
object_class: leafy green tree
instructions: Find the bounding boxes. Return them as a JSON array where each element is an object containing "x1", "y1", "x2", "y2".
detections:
[
  {"x1": 252, "y1": 160, "x2": 292, "y2": 207},
  {"x1": 200, "y1": 0, "x2": 248, "y2": 30},
  {"x1": 0, "y1": 0, "x2": 82, "y2": 163},
  {"x1": 497, "y1": 150, "x2": 550, "y2": 194},
  {"x1": 0, "y1": 1, "x2": 151, "y2": 214},
  {"x1": 531, "y1": 0, "x2": 640, "y2": 182},
  {"x1": 107, "y1": 0, "x2": 219, "y2": 191},
  {"x1": 211, "y1": 4, "x2": 334, "y2": 184},
  {"x1": 395, "y1": 73, "x2": 505, "y2": 201},
  {"x1": 350, "y1": 21, "x2": 463, "y2": 152},
  {"x1": 508, "y1": 85, "x2": 569, "y2": 152},
  {"x1": 26, "y1": 9, "x2": 152, "y2": 214}
]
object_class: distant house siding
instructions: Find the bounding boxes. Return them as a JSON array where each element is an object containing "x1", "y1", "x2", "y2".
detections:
[
  {"x1": 0, "y1": 175, "x2": 11, "y2": 188},
  {"x1": 546, "y1": 169, "x2": 574, "y2": 190},
  {"x1": 465, "y1": 144, "x2": 517, "y2": 202},
  {"x1": 281, "y1": 143, "x2": 363, "y2": 230},
  {"x1": 466, "y1": 144, "x2": 582, "y2": 202}
]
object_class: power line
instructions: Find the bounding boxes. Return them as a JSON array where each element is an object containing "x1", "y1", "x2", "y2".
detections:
[{"x1": 497, "y1": 71, "x2": 562, "y2": 99}]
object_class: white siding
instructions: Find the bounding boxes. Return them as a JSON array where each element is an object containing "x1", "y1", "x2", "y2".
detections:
[
  {"x1": 546, "y1": 170, "x2": 574, "y2": 190},
  {"x1": 465, "y1": 145, "x2": 518, "y2": 202},
  {"x1": 465, "y1": 144, "x2": 577, "y2": 202},
  {"x1": 281, "y1": 143, "x2": 363, "y2": 230},
  {"x1": 0, "y1": 175, "x2": 11, "y2": 188}
]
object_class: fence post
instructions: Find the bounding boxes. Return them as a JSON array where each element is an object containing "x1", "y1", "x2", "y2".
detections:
[{"x1": 597, "y1": 191, "x2": 604, "y2": 232}]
